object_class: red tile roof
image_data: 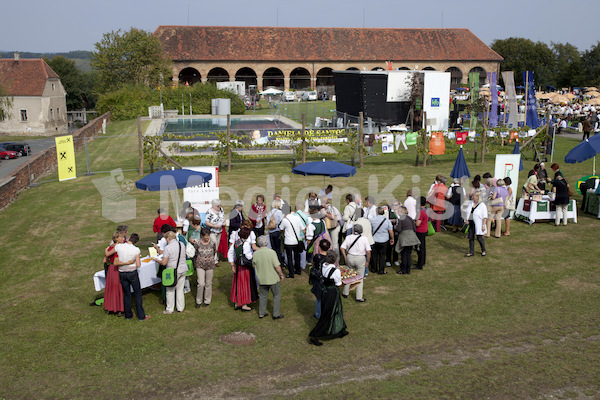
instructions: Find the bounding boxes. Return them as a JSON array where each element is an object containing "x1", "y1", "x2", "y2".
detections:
[
  {"x1": 154, "y1": 26, "x2": 503, "y2": 62},
  {"x1": 0, "y1": 58, "x2": 59, "y2": 96}
]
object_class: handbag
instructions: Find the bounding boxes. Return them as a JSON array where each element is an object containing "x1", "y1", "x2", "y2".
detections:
[
  {"x1": 162, "y1": 242, "x2": 182, "y2": 287},
  {"x1": 267, "y1": 211, "x2": 277, "y2": 230},
  {"x1": 427, "y1": 220, "x2": 436, "y2": 236},
  {"x1": 505, "y1": 195, "x2": 515, "y2": 211},
  {"x1": 186, "y1": 241, "x2": 196, "y2": 258},
  {"x1": 489, "y1": 197, "x2": 503, "y2": 206},
  {"x1": 324, "y1": 207, "x2": 338, "y2": 229}
]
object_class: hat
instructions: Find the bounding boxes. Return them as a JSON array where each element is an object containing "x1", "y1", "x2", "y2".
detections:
[{"x1": 234, "y1": 200, "x2": 244, "y2": 207}]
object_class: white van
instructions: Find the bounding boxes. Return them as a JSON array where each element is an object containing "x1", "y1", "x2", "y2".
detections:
[
  {"x1": 302, "y1": 91, "x2": 318, "y2": 101},
  {"x1": 282, "y1": 91, "x2": 296, "y2": 102}
]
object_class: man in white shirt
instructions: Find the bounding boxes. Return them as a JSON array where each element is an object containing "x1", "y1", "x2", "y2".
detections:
[
  {"x1": 363, "y1": 196, "x2": 377, "y2": 220},
  {"x1": 404, "y1": 189, "x2": 417, "y2": 220},
  {"x1": 278, "y1": 209, "x2": 306, "y2": 278},
  {"x1": 114, "y1": 234, "x2": 148, "y2": 321},
  {"x1": 466, "y1": 193, "x2": 488, "y2": 257},
  {"x1": 340, "y1": 224, "x2": 371, "y2": 302},
  {"x1": 342, "y1": 194, "x2": 358, "y2": 234},
  {"x1": 318, "y1": 185, "x2": 334, "y2": 200}
]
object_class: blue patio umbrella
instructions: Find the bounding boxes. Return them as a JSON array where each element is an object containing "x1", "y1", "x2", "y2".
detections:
[
  {"x1": 136, "y1": 168, "x2": 212, "y2": 191},
  {"x1": 564, "y1": 135, "x2": 600, "y2": 174},
  {"x1": 292, "y1": 159, "x2": 357, "y2": 187},
  {"x1": 450, "y1": 146, "x2": 471, "y2": 179},
  {"x1": 512, "y1": 140, "x2": 524, "y2": 171},
  {"x1": 292, "y1": 160, "x2": 357, "y2": 178}
]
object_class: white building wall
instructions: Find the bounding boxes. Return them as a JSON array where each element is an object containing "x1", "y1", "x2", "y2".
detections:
[{"x1": 0, "y1": 78, "x2": 67, "y2": 135}]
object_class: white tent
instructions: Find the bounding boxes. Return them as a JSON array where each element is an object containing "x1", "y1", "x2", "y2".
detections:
[{"x1": 259, "y1": 88, "x2": 284, "y2": 95}]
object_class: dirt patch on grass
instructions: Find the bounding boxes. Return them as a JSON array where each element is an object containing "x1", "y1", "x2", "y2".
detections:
[
  {"x1": 558, "y1": 277, "x2": 599, "y2": 291},
  {"x1": 372, "y1": 285, "x2": 394, "y2": 295},
  {"x1": 220, "y1": 331, "x2": 256, "y2": 345},
  {"x1": 178, "y1": 332, "x2": 600, "y2": 399}
]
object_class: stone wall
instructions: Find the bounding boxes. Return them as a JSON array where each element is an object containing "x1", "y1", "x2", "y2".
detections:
[
  {"x1": 0, "y1": 112, "x2": 111, "y2": 212},
  {"x1": 171, "y1": 60, "x2": 501, "y2": 91}
]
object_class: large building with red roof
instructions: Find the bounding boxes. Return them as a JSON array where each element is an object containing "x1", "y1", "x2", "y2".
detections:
[
  {"x1": 154, "y1": 26, "x2": 503, "y2": 92},
  {"x1": 0, "y1": 55, "x2": 67, "y2": 135}
]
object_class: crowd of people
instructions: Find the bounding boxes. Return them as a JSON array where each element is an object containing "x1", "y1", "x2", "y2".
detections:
[{"x1": 99, "y1": 164, "x2": 573, "y2": 343}]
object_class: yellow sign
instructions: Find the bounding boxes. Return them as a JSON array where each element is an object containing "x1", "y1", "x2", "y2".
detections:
[{"x1": 55, "y1": 135, "x2": 76, "y2": 181}]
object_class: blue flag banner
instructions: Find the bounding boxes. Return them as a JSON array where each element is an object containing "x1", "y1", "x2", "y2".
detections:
[
  {"x1": 523, "y1": 71, "x2": 540, "y2": 129},
  {"x1": 488, "y1": 72, "x2": 498, "y2": 127}
]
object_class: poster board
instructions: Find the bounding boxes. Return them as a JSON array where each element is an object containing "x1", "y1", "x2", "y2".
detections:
[
  {"x1": 423, "y1": 72, "x2": 451, "y2": 132},
  {"x1": 183, "y1": 166, "x2": 219, "y2": 213},
  {"x1": 386, "y1": 71, "x2": 416, "y2": 102},
  {"x1": 381, "y1": 134, "x2": 395, "y2": 153}
]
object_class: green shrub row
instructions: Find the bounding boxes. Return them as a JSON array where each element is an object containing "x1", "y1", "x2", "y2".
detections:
[{"x1": 96, "y1": 83, "x2": 246, "y2": 120}]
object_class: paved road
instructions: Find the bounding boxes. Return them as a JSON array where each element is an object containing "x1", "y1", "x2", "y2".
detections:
[{"x1": 0, "y1": 137, "x2": 57, "y2": 181}]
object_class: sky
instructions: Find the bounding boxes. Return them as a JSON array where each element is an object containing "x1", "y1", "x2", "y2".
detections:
[{"x1": 1, "y1": 0, "x2": 599, "y2": 53}]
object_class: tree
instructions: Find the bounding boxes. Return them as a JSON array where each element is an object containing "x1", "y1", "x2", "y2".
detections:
[
  {"x1": 552, "y1": 42, "x2": 584, "y2": 88},
  {"x1": 0, "y1": 79, "x2": 13, "y2": 121},
  {"x1": 582, "y1": 41, "x2": 600, "y2": 86},
  {"x1": 91, "y1": 28, "x2": 172, "y2": 93},
  {"x1": 491, "y1": 38, "x2": 555, "y2": 86},
  {"x1": 143, "y1": 135, "x2": 164, "y2": 173},
  {"x1": 44, "y1": 56, "x2": 96, "y2": 110}
]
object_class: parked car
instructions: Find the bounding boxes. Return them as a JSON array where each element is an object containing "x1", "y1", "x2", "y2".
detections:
[
  {"x1": 0, "y1": 146, "x2": 19, "y2": 159},
  {"x1": 1, "y1": 142, "x2": 31, "y2": 156},
  {"x1": 302, "y1": 91, "x2": 318, "y2": 101},
  {"x1": 282, "y1": 91, "x2": 296, "y2": 102}
]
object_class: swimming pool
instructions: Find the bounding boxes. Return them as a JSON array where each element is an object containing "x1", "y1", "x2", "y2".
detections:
[{"x1": 162, "y1": 117, "x2": 295, "y2": 140}]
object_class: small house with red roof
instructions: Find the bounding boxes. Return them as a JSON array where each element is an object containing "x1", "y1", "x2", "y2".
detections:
[{"x1": 0, "y1": 54, "x2": 67, "y2": 135}]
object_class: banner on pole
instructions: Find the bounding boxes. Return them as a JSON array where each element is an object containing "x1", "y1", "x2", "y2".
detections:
[
  {"x1": 488, "y1": 72, "x2": 498, "y2": 128},
  {"x1": 55, "y1": 135, "x2": 76, "y2": 181},
  {"x1": 468, "y1": 72, "x2": 479, "y2": 130},
  {"x1": 502, "y1": 71, "x2": 518, "y2": 128},
  {"x1": 494, "y1": 154, "x2": 521, "y2": 207},
  {"x1": 523, "y1": 71, "x2": 540, "y2": 129},
  {"x1": 183, "y1": 166, "x2": 220, "y2": 214}
]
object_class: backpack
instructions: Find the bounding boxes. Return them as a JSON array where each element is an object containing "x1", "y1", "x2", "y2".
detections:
[
  {"x1": 233, "y1": 236, "x2": 252, "y2": 266},
  {"x1": 309, "y1": 254, "x2": 326, "y2": 286}
]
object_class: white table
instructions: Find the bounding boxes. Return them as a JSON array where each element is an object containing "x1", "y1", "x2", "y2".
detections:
[
  {"x1": 515, "y1": 197, "x2": 577, "y2": 225},
  {"x1": 93, "y1": 257, "x2": 161, "y2": 291}
]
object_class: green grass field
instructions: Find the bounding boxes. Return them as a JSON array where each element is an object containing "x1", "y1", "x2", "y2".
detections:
[{"x1": 1, "y1": 119, "x2": 599, "y2": 399}]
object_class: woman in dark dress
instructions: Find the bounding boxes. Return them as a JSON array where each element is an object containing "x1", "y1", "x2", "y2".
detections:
[
  {"x1": 552, "y1": 173, "x2": 571, "y2": 226},
  {"x1": 310, "y1": 240, "x2": 331, "y2": 319},
  {"x1": 309, "y1": 250, "x2": 348, "y2": 346}
]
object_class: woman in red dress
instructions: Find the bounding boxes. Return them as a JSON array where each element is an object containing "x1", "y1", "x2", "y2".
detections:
[
  {"x1": 228, "y1": 220, "x2": 258, "y2": 311},
  {"x1": 249, "y1": 194, "x2": 267, "y2": 237},
  {"x1": 103, "y1": 231, "x2": 125, "y2": 316},
  {"x1": 428, "y1": 175, "x2": 448, "y2": 232}
]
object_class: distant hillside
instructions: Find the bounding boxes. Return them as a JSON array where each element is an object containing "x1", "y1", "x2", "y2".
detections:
[{"x1": 0, "y1": 51, "x2": 92, "y2": 72}]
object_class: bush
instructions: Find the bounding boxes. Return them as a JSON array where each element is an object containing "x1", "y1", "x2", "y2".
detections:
[{"x1": 96, "y1": 83, "x2": 246, "y2": 120}]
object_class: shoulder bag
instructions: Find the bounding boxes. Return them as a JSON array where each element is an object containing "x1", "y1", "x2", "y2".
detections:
[
  {"x1": 186, "y1": 241, "x2": 196, "y2": 258},
  {"x1": 162, "y1": 242, "x2": 182, "y2": 287}
]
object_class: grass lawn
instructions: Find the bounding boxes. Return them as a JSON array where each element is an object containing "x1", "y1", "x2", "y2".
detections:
[
  {"x1": 245, "y1": 99, "x2": 338, "y2": 125},
  {"x1": 0, "y1": 119, "x2": 599, "y2": 399}
]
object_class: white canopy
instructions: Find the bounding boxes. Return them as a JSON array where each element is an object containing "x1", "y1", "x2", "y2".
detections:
[{"x1": 259, "y1": 88, "x2": 284, "y2": 95}]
